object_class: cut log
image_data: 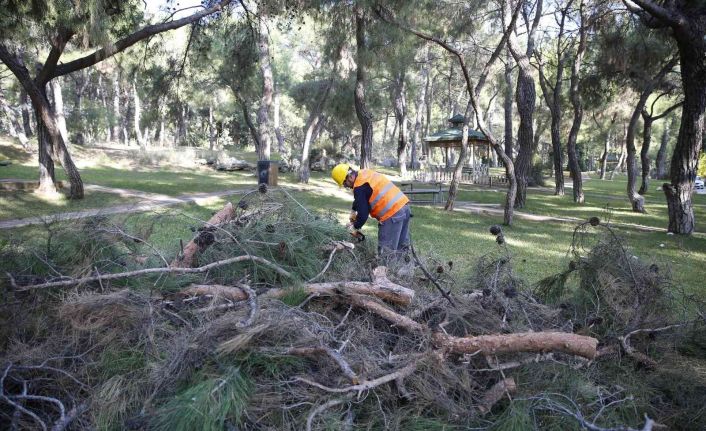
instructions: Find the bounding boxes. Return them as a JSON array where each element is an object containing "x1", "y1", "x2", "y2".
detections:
[
  {"x1": 348, "y1": 296, "x2": 598, "y2": 360},
  {"x1": 171, "y1": 202, "x2": 236, "y2": 268},
  {"x1": 432, "y1": 332, "x2": 598, "y2": 360}
]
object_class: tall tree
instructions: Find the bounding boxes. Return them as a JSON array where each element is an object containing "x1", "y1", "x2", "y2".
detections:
[
  {"x1": 0, "y1": 0, "x2": 234, "y2": 198},
  {"x1": 256, "y1": 9, "x2": 273, "y2": 160},
  {"x1": 624, "y1": 58, "x2": 676, "y2": 212},
  {"x1": 354, "y1": 6, "x2": 374, "y2": 169},
  {"x1": 623, "y1": 0, "x2": 706, "y2": 233},
  {"x1": 505, "y1": 0, "x2": 543, "y2": 208},
  {"x1": 655, "y1": 115, "x2": 676, "y2": 180},
  {"x1": 535, "y1": 1, "x2": 572, "y2": 195},
  {"x1": 638, "y1": 98, "x2": 681, "y2": 194},
  {"x1": 565, "y1": 0, "x2": 589, "y2": 204}
]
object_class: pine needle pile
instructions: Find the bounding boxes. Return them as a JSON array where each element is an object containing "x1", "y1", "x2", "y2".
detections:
[{"x1": 1, "y1": 194, "x2": 704, "y2": 430}]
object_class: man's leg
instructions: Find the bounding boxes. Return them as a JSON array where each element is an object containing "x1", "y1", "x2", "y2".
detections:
[
  {"x1": 378, "y1": 210, "x2": 405, "y2": 261},
  {"x1": 396, "y1": 205, "x2": 411, "y2": 251}
]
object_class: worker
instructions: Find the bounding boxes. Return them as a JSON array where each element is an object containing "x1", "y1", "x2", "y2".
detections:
[{"x1": 331, "y1": 163, "x2": 411, "y2": 258}]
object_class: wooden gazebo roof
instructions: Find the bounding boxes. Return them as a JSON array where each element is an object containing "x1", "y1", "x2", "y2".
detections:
[{"x1": 423, "y1": 115, "x2": 490, "y2": 148}]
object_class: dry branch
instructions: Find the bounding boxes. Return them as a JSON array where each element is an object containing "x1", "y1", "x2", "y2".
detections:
[
  {"x1": 433, "y1": 332, "x2": 598, "y2": 360},
  {"x1": 184, "y1": 266, "x2": 414, "y2": 306},
  {"x1": 295, "y1": 362, "x2": 418, "y2": 394},
  {"x1": 347, "y1": 295, "x2": 598, "y2": 359},
  {"x1": 287, "y1": 347, "x2": 360, "y2": 384},
  {"x1": 478, "y1": 378, "x2": 517, "y2": 415},
  {"x1": 171, "y1": 202, "x2": 236, "y2": 268},
  {"x1": 14, "y1": 254, "x2": 293, "y2": 291}
]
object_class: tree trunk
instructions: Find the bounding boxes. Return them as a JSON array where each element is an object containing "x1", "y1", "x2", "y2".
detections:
[
  {"x1": 507, "y1": 0, "x2": 542, "y2": 208},
  {"x1": 626, "y1": 99, "x2": 647, "y2": 212},
  {"x1": 610, "y1": 128, "x2": 627, "y2": 181},
  {"x1": 97, "y1": 73, "x2": 111, "y2": 141},
  {"x1": 412, "y1": 66, "x2": 426, "y2": 170},
  {"x1": 599, "y1": 113, "x2": 616, "y2": 180},
  {"x1": 392, "y1": 71, "x2": 408, "y2": 176},
  {"x1": 445, "y1": 104, "x2": 471, "y2": 210},
  {"x1": 273, "y1": 91, "x2": 285, "y2": 155},
  {"x1": 423, "y1": 56, "x2": 433, "y2": 155},
  {"x1": 566, "y1": 0, "x2": 587, "y2": 204},
  {"x1": 503, "y1": 49, "x2": 514, "y2": 159},
  {"x1": 355, "y1": 8, "x2": 374, "y2": 169},
  {"x1": 20, "y1": 89, "x2": 33, "y2": 137},
  {"x1": 256, "y1": 13, "x2": 273, "y2": 161},
  {"x1": 300, "y1": 75, "x2": 335, "y2": 183},
  {"x1": 638, "y1": 114, "x2": 654, "y2": 195},
  {"x1": 39, "y1": 83, "x2": 84, "y2": 198},
  {"x1": 664, "y1": 38, "x2": 706, "y2": 234},
  {"x1": 112, "y1": 75, "x2": 121, "y2": 142},
  {"x1": 209, "y1": 103, "x2": 216, "y2": 151},
  {"x1": 132, "y1": 79, "x2": 145, "y2": 147},
  {"x1": 655, "y1": 116, "x2": 673, "y2": 180},
  {"x1": 50, "y1": 78, "x2": 69, "y2": 146}
]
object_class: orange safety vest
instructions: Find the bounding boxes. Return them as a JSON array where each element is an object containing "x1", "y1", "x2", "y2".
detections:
[{"x1": 353, "y1": 169, "x2": 409, "y2": 223}]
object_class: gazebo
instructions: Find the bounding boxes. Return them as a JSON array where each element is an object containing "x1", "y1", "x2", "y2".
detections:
[{"x1": 415, "y1": 114, "x2": 492, "y2": 183}]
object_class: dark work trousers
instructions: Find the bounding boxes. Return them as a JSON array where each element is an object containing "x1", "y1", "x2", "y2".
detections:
[{"x1": 377, "y1": 204, "x2": 411, "y2": 260}]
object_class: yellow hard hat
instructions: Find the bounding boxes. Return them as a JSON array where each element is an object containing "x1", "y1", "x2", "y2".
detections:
[{"x1": 331, "y1": 163, "x2": 350, "y2": 186}]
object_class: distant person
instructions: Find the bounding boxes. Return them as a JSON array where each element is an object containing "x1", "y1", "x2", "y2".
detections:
[{"x1": 331, "y1": 164, "x2": 411, "y2": 258}]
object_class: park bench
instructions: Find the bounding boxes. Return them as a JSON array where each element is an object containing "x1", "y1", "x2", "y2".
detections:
[{"x1": 398, "y1": 181, "x2": 445, "y2": 205}]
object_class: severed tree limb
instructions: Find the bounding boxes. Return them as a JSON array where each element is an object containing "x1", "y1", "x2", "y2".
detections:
[
  {"x1": 305, "y1": 267, "x2": 414, "y2": 306},
  {"x1": 235, "y1": 284, "x2": 258, "y2": 328},
  {"x1": 432, "y1": 332, "x2": 598, "y2": 360},
  {"x1": 477, "y1": 377, "x2": 517, "y2": 415},
  {"x1": 308, "y1": 241, "x2": 355, "y2": 283},
  {"x1": 617, "y1": 323, "x2": 686, "y2": 368},
  {"x1": 287, "y1": 347, "x2": 360, "y2": 384},
  {"x1": 171, "y1": 202, "x2": 236, "y2": 268},
  {"x1": 305, "y1": 396, "x2": 352, "y2": 431},
  {"x1": 347, "y1": 295, "x2": 598, "y2": 359},
  {"x1": 13, "y1": 254, "x2": 293, "y2": 291},
  {"x1": 184, "y1": 266, "x2": 414, "y2": 306},
  {"x1": 295, "y1": 362, "x2": 418, "y2": 394}
]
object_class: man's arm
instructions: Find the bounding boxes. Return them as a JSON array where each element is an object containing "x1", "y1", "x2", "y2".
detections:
[{"x1": 352, "y1": 183, "x2": 373, "y2": 229}]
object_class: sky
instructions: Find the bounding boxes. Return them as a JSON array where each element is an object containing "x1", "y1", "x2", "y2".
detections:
[{"x1": 145, "y1": 0, "x2": 207, "y2": 20}]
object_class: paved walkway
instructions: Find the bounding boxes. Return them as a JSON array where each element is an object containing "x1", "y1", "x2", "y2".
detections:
[{"x1": 0, "y1": 186, "x2": 246, "y2": 230}]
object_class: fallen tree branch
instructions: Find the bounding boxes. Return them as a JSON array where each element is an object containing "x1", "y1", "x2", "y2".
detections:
[
  {"x1": 184, "y1": 266, "x2": 414, "y2": 306},
  {"x1": 347, "y1": 296, "x2": 598, "y2": 359},
  {"x1": 308, "y1": 241, "x2": 355, "y2": 283},
  {"x1": 295, "y1": 362, "x2": 418, "y2": 394},
  {"x1": 171, "y1": 202, "x2": 236, "y2": 268},
  {"x1": 305, "y1": 396, "x2": 351, "y2": 431},
  {"x1": 287, "y1": 347, "x2": 359, "y2": 384},
  {"x1": 617, "y1": 323, "x2": 686, "y2": 368},
  {"x1": 477, "y1": 377, "x2": 516, "y2": 415},
  {"x1": 14, "y1": 254, "x2": 293, "y2": 291}
]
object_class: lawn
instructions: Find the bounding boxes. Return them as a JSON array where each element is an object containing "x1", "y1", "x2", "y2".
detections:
[{"x1": 2, "y1": 137, "x2": 705, "y2": 300}]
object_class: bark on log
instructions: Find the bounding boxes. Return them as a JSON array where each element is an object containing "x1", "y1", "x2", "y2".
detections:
[
  {"x1": 348, "y1": 295, "x2": 598, "y2": 359},
  {"x1": 185, "y1": 267, "x2": 415, "y2": 306},
  {"x1": 432, "y1": 331, "x2": 598, "y2": 360},
  {"x1": 171, "y1": 202, "x2": 236, "y2": 268}
]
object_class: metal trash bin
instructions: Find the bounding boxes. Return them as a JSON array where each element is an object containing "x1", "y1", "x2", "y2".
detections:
[{"x1": 257, "y1": 160, "x2": 279, "y2": 186}]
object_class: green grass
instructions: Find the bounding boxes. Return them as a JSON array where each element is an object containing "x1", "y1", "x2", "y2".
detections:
[
  {"x1": 2, "y1": 136, "x2": 705, "y2": 298},
  {"x1": 0, "y1": 190, "x2": 138, "y2": 220},
  {"x1": 456, "y1": 176, "x2": 706, "y2": 231}
]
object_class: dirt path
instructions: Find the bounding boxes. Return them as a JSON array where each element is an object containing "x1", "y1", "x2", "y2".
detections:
[{"x1": 0, "y1": 187, "x2": 247, "y2": 230}]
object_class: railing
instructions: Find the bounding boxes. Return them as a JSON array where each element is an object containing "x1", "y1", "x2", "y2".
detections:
[{"x1": 403, "y1": 164, "x2": 490, "y2": 184}]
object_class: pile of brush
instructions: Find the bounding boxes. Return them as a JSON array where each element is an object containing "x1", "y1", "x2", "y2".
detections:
[{"x1": 0, "y1": 189, "x2": 703, "y2": 430}]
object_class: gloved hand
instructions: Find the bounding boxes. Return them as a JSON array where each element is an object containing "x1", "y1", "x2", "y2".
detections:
[
  {"x1": 349, "y1": 229, "x2": 365, "y2": 242},
  {"x1": 349, "y1": 211, "x2": 357, "y2": 223}
]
